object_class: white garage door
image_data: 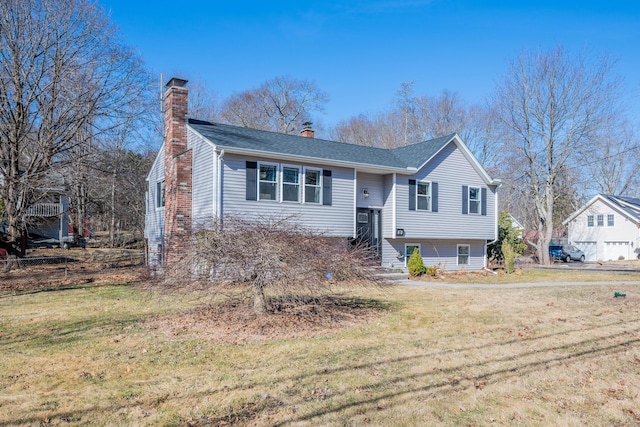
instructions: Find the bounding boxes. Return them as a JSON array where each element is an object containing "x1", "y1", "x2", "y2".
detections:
[
  {"x1": 574, "y1": 241, "x2": 597, "y2": 261},
  {"x1": 605, "y1": 241, "x2": 631, "y2": 261}
]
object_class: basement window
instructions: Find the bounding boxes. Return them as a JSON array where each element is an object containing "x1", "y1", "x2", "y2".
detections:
[{"x1": 457, "y1": 244, "x2": 470, "y2": 265}]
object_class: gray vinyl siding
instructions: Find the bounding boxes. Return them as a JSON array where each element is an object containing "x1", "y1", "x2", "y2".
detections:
[
  {"x1": 356, "y1": 172, "x2": 384, "y2": 208},
  {"x1": 382, "y1": 174, "x2": 394, "y2": 238},
  {"x1": 190, "y1": 131, "x2": 215, "y2": 229},
  {"x1": 145, "y1": 143, "x2": 165, "y2": 265},
  {"x1": 221, "y1": 153, "x2": 355, "y2": 237},
  {"x1": 381, "y1": 238, "x2": 486, "y2": 271},
  {"x1": 395, "y1": 142, "x2": 496, "y2": 240}
]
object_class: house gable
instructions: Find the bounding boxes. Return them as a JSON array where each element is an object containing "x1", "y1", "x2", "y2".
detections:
[
  {"x1": 393, "y1": 140, "x2": 498, "y2": 241},
  {"x1": 564, "y1": 194, "x2": 640, "y2": 226},
  {"x1": 565, "y1": 194, "x2": 640, "y2": 261}
]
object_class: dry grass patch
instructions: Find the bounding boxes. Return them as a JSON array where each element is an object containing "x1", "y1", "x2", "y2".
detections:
[
  {"x1": 148, "y1": 295, "x2": 390, "y2": 344},
  {"x1": 413, "y1": 267, "x2": 640, "y2": 284},
  {"x1": 1, "y1": 281, "x2": 640, "y2": 426}
]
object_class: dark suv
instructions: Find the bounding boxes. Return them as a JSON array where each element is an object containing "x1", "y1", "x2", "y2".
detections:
[{"x1": 549, "y1": 245, "x2": 585, "y2": 263}]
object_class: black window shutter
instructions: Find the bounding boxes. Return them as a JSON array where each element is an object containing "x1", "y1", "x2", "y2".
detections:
[
  {"x1": 432, "y1": 182, "x2": 438, "y2": 212},
  {"x1": 408, "y1": 179, "x2": 416, "y2": 210},
  {"x1": 246, "y1": 161, "x2": 257, "y2": 200},
  {"x1": 462, "y1": 185, "x2": 468, "y2": 214},
  {"x1": 481, "y1": 187, "x2": 487, "y2": 216},
  {"x1": 322, "y1": 170, "x2": 332, "y2": 205}
]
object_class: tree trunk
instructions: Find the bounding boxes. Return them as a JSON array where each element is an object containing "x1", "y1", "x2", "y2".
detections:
[
  {"x1": 253, "y1": 283, "x2": 267, "y2": 315},
  {"x1": 109, "y1": 161, "x2": 117, "y2": 248}
]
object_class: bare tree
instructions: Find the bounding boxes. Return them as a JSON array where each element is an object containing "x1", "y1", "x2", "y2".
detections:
[
  {"x1": 492, "y1": 46, "x2": 621, "y2": 264},
  {"x1": 221, "y1": 76, "x2": 329, "y2": 134},
  {"x1": 580, "y1": 122, "x2": 639, "y2": 196},
  {"x1": 0, "y1": 0, "x2": 150, "y2": 253},
  {"x1": 187, "y1": 79, "x2": 220, "y2": 123},
  {"x1": 165, "y1": 216, "x2": 375, "y2": 315},
  {"x1": 463, "y1": 105, "x2": 506, "y2": 174},
  {"x1": 331, "y1": 83, "x2": 498, "y2": 160}
]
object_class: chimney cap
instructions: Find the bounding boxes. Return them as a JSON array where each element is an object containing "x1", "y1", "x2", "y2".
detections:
[
  {"x1": 300, "y1": 122, "x2": 315, "y2": 138},
  {"x1": 166, "y1": 77, "x2": 188, "y2": 88}
]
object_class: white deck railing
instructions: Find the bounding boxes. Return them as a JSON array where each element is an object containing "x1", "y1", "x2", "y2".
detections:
[{"x1": 26, "y1": 203, "x2": 62, "y2": 217}]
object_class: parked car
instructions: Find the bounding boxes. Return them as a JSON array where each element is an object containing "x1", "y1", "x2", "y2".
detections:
[{"x1": 549, "y1": 245, "x2": 585, "y2": 262}]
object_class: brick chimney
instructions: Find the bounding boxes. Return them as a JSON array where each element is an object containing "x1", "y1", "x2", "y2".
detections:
[
  {"x1": 163, "y1": 77, "x2": 192, "y2": 264},
  {"x1": 300, "y1": 121, "x2": 315, "y2": 138}
]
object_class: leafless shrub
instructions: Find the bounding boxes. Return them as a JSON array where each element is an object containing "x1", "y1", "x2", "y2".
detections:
[{"x1": 162, "y1": 216, "x2": 380, "y2": 315}]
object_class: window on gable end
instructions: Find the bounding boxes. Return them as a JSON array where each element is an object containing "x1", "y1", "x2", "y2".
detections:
[
  {"x1": 587, "y1": 215, "x2": 594, "y2": 227},
  {"x1": 156, "y1": 180, "x2": 165, "y2": 208},
  {"x1": 469, "y1": 187, "x2": 480, "y2": 214},
  {"x1": 607, "y1": 214, "x2": 614, "y2": 226},
  {"x1": 417, "y1": 182, "x2": 431, "y2": 211},
  {"x1": 597, "y1": 214, "x2": 604, "y2": 226}
]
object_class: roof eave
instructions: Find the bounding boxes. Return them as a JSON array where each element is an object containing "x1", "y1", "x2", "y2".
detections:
[
  {"x1": 216, "y1": 145, "x2": 411, "y2": 174},
  {"x1": 413, "y1": 134, "x2": 496, "y2": 186},
  {"x1": 563, "y1": 194, "x2": 640, "y2": 225},
  {"x1": 146, "y1": 140, "x2": 166, "y2": 182}
]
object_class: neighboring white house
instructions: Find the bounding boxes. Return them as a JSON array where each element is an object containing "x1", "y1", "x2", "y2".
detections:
[
  {"x1": 563, "y1": 194, "x2": 640, "y2": 262},
  {"x1": 145, "y1": 78, "x2": 501, "y2": 270}
]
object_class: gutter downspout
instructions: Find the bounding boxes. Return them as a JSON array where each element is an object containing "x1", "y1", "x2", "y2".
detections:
[
  {"x1": 216, "y1": 149, "x2": 225, "y2": 219},
  {"x1": 484, "y1": 183, "x2": 502, "y2": 268},
  {"x1": 353, "y1": 169, "x2": 357, "y2": 237},
  {"x1": 392, "y1": 173, "x2": 397, "y2": 237}
]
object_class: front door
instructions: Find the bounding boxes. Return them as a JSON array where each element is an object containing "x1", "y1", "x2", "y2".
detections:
[{"x1": 356, "y1": 208, "x2": 381, "y2": 258}]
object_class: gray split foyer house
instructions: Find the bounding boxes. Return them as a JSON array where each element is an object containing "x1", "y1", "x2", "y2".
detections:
[{"x1": 145, "y1": 78, "x2": 501, "y2": 270}]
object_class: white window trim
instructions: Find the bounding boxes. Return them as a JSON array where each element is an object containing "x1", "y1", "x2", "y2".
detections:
[
  {"x1": 280, "y1": 163, "x2": 301, "y2": 203},
  {"x1": 607, "y1": 214, "x2": 614, "y2": 227},
  {"x1": 457, "y1": 244, "x2": 470, "y2": 266},
  {"x1": 587, "y1": 215, "x2": 594, "y2": 227},
  {"x1": 258, "y1": 161, "x2": 279, "y2": 202},
  {"x1": 156, "y1": 180, "x2": 165, "y2": 209},
  {"x1": 416, "y1": 180, "x2": 432, "y2": 211},
  {"x1": 404, "y1": 243, "x2": 421, "y2": 266},
  {"x1": 468, "y1": 186, "x2": 481, "y2": 215},
  {"x1": 303, "y1": 166, "x2": 323, "y2": 204},
  {"x1": 597, "y1": 214, "x2": 604, "y2": 227}
]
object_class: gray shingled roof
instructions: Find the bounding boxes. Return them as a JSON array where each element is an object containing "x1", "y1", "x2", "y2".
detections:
[
  {"x1": 603, "y1": 194, "x2": 640, "y2": 221},
  {"x1": 188, "y1": 119, "x2": 455, "y2": 170}
]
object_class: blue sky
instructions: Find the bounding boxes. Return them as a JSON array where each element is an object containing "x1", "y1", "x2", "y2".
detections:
[{"x1": 101, "y1": 0, "x2": 640, "y2": 131}]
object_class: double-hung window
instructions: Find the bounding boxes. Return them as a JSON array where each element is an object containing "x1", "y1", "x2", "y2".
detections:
[
  {"x1": 305, "y1": 168, "x2": 322, "y2": 204},
  {"x1": 457, "y1": 244, "x2": 470, "y2": 265},
  {"x1": 469, "y1": 187, "x2": 480, "y2": 214},
  {"x1": 607, "y1": 214, "x2": 614, "y2": 226},
  {"x1": 405, "y1": 244, "x2": 420, "y2": 266},
  {"x1": 597, "y1": 214, "x2": 604, "y2": 227},
  {"x1": 247, "y1": 161, "x2": 331, "y2": 205},
  {"x1": 417, "y1": 182, "x2": 431, "y2": 211},
  {"x1": 587, "y1": 215, "x2": 594, "y2": 227},
  {"x1": 156, "y1": 180, "x2": 165, "y2": 208},
  {"x1": 282, "y1": 166, "x2": 300, "y2": 202},
  {"x1": 259, "y1": 163, "x2": 278, "y2": 201}
]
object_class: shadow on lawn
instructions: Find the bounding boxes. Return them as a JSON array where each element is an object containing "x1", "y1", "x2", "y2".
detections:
[
  {"x1": 6, "y1": 317, "x2": 638, "y2": 426},
  {"x1": 276, "y1": 328, "x2": 640, "y2": 425},
  {"x1": 3, "y1": 298, "x2": 639, "y2": 426}
]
